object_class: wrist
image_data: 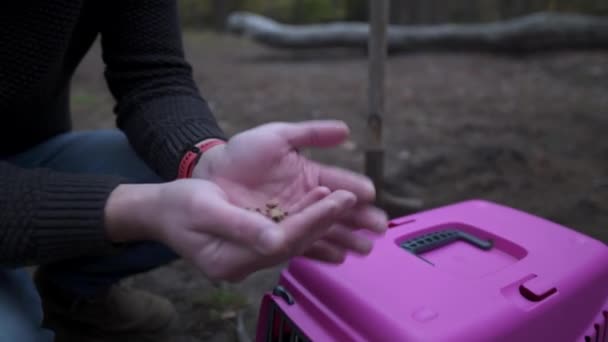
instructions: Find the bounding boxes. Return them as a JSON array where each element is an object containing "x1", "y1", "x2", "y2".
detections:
[
  {"x1": 192, "y1": 140, "x2": 226, "y2": 179},
  {"x1": 177, "y1": 138, "x2": 226, "y2": 179},
  {"x1": 104, "y1": 184, "x2": 163, "y2": 242}
]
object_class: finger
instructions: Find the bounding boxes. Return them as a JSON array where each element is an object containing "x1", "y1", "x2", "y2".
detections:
[
  {"x1": 279, "y1": 120, "x2": 349, "y2": 148},
  {"x1": 280, "y1": 190, "x2": 356, "y2": 252},
  {"x1": 202, "y1": 200, "x2": 286, "y2": 256},
  {"x1": 339, "y1": 205, "x2": 388, "y2": 234},
  {"x1": 322, "y1": 225, "x2": 374, "y2": 255},
  {"x1": 301, "y1": 240, "x2": 347, "y2": 264},
  {"x1": 288, "y1": 186, "x2": 331, "y2": 213},
  {"x1": 316, "y1": 163, "x2": 376, "y2": 203},
  {"x1": 192, "y1": 242, "x2": 261, "y2": 283}
]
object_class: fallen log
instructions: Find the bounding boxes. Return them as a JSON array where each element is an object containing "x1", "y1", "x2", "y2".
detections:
[{"x1": 227, "y1": 11, "x2": 608, "y2": 52}]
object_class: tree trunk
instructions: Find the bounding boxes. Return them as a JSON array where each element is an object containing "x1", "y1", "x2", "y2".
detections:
[
  {"x1": 292, "y1": 0, "x2": 304, "y2": 24},
  {"x1": 417, "y1": 0, "x2": 435, "y2": 24},
  {"x1": 345, "y1": 0, "x2": 368, "y2": 21},
  {"x1": 212, "y1": 0, "x2": 242, "y2": 31},
  {"x1": 389, "y1": 0, "x2": 410, "y2": 25},
  {"x1": 478, "y1": 0, "x2": 502, "y2": 22},
  {"x1": 227, "y1": 11, "x2": 608, "y2": 53}
]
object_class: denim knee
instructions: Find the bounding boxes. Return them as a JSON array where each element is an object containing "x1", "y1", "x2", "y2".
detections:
[
  {"x1": 0, "y1": 322, "x2": 54, "y2": 342},
  {"x1": 8, "y1": 129, "x2": 163, "y2": 183},
  {"x1": 0, "y1": 269, "x2": 54, "y2": 342},
  {"x1": 45, "y1": 129, "x2": 164, "y2": 183}
]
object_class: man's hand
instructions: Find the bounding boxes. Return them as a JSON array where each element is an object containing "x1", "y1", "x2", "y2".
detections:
[
  {"x1": 104, "y1": 179, "x2": 361, "y2": 282},
  {"x1": 191, "y1": 120, "x2": 388, "y2": 262}
]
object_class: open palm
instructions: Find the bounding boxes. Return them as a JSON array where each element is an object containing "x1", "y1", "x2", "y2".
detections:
[{"x1": 193, "y1": 120, "x2": 387, "y2": 260}]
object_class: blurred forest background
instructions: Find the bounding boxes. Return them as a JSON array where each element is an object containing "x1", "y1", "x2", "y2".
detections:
[
  {"x1": 178, "y1": 0, "x2": 608, "y2": 29},
  {"x1": 70, "y1": 1, "x2": 607, "y2": 341}
]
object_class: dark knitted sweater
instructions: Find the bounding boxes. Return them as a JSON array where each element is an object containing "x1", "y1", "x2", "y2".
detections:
[{"x1": 0, "y1": 1, "x2": 226, "y2": 266}]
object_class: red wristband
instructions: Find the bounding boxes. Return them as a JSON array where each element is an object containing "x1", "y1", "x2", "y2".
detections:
[{"x1": 177, "y1": 139, "x2": 226, "y2": 179}]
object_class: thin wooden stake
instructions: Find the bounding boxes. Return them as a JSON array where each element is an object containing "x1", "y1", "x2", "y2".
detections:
[{"x1": 366, "y1": 0, "x2": 389, "y2": 206}]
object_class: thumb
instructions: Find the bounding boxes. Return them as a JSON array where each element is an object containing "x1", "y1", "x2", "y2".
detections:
[
  {"x1": 279, "y1": 120, "x2": 349, "y2": 148},
  {"x1": 203, "y1": 200, "x2": 286, "y2": 255}
]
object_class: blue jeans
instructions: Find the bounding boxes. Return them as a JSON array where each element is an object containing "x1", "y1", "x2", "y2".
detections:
[{"x1": 0, "y1": 130, "x2": 179, "y2": 341}]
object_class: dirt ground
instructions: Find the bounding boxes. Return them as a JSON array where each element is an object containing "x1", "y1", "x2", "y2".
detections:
[{"x1": 70, "y1": 31, "x2": 607, "y2": 341}]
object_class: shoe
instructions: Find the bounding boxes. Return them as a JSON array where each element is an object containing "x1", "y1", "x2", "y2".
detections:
[{"x1": 34, "y1": 269, "x2": 179, "y2": 342}]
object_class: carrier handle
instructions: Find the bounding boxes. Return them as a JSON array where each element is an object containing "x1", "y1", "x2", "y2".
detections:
[{"x1": 400, "y1": 229, "x2": 493, "y2": 255}]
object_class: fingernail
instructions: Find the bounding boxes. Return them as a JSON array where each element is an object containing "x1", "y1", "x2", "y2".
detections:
[
  {"x1": 343, "y1": 192, "x2": 357, "y2": 207},
  {"x1": 360, "y1": 178, "x2": 376, "y2": 202},
  {"x1": 331, "y1": 250, "x2": 347, "y2": 263},
  {"x1": 374, "y1": 211, "x2": 389, "y2": 232},
  {"x1": 317, "y1": 186, "x2": 331, "y2": 195},
  {"x1": 257, "y1": 228, "x2": 283, "y2": 254},
  {"x1": 357, "y1": 239, "x2": 373, "y2": 254},
  {"x1": 375, "y1": 223, "x2": 388, "y2": 234}
]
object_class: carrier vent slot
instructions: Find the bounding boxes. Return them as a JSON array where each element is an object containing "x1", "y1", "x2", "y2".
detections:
[
  {"x1": 583, "y1": 310, "x2": 607, "y2": 342},
  {"x1": 265, "y1": 301, "x2": 311, "y2": 342}
]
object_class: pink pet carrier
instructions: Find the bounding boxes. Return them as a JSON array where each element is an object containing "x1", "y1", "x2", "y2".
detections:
[{"x1": 255, "y1": 199, "x2": 608, "y2": 341}]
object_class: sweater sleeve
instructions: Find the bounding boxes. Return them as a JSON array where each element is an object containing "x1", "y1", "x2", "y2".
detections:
[
  {"x1": 100, "y1": 0, "x2": 226, "y2": 180},
  {"x1": 0, "y1": 162, "x2": 125, "y2": 267}
]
